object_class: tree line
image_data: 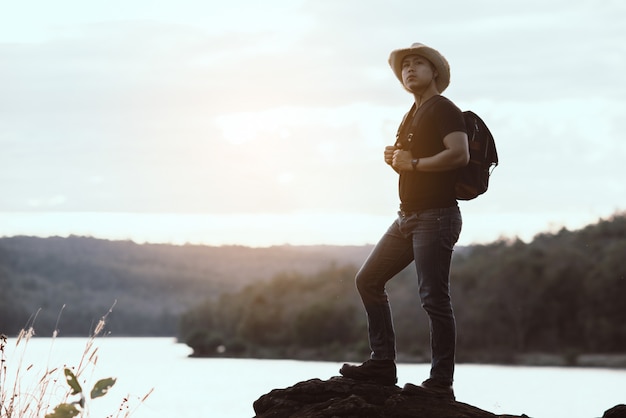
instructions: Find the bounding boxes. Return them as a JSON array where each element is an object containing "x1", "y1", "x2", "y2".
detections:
[
  {"x1": 1, "y1": 214, "x2": 625, "y2": 364},
  {"x1": 0, "y1": 236, "x2": 371, "y2": 337},
  {"x1": 179, "y1": 213, "x2": 626, "y2": 363}
]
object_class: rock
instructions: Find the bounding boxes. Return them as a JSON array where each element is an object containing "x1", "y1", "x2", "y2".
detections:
[
  {"x1": 253, "y1": 376, "x2": 530, "y2": 418},
  {"x1": 603, "y1": 404, "x2": 626, "y2": 418}
]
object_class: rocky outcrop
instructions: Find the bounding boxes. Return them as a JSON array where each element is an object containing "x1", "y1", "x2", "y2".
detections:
[
  {"x1": 253, "y1": 377, "x2": 529, "y2": 418},
  {"x1": 603, "y1": 404, "x2": 626, "y2": 418}
]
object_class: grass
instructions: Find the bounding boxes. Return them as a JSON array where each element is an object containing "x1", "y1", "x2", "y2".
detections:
[{"x1": 0, "y1": 302, "x2": 153, "y2": 418}]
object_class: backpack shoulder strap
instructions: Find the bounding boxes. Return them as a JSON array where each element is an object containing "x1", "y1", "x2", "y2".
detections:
[
  {"x1": 395, "y1": 95, "x2": 445, "y2": 149},
  {"x1": 395, "y1": 103, "x2": 416, "y2": 145}
]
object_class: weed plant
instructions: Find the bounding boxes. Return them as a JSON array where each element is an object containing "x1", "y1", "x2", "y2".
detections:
[{"x1": 0, "y1": 303, "x2": 153, "y2": 418}]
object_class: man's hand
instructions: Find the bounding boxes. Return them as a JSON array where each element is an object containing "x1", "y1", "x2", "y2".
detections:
[
  {"x1": 392, "y1": 149, "x2": 413, "y2": 171},
  {"x1": 384, "y1": 145, "x2": 397, "y2": 166}
]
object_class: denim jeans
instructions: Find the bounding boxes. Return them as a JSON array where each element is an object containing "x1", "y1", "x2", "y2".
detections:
[{"x1": 355, "y1": 206, "x2": 462, "y2": 384}]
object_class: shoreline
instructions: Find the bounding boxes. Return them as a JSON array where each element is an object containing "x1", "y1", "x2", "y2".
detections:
[
  {"x1": 190, "y1": 349, "x2": 626, "y2": 369},
  {"x1": 13, "y1": 336, "x2": 626, "y2": 369}
]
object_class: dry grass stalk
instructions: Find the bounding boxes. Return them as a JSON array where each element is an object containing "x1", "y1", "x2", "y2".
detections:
[{"x1": 0, "y1": 301, "x2": 151, "y2": 418}]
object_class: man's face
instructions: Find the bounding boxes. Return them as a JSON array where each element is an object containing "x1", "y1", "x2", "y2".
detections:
[{"x1": 401, "y1": 54, "x2": 437, "y2": 92}]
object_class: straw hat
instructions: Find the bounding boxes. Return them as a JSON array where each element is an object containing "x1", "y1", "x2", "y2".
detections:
[{"x1": 388, "y1": 42, "x2": 450, "y2": 93}]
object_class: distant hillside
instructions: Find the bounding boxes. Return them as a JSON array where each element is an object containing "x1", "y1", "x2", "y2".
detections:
[
  {"x1": 180, "y1": 213, "x2": 626, "y2": 363},
  {"x1": 2, "y1": 211, "x2": 625, "y2": 360},
  {"x1": 0, "y1": 236, "x2": 373, "y2": 336}
]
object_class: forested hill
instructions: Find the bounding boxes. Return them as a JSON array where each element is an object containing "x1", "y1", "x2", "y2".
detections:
[
  {"x1": 1, "y1": 212, "x2": 625, "y2": 358},
  {"x1": 180, "y1": 213, "x2": 626, "y2": 362},
  {"x1": 0, "y1": 236, "x2": 373, "y2": 336}
]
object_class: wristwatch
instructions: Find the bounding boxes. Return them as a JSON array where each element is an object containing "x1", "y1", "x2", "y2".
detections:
[{"x1": 411, "y1": 158, "x2": 419, "y2": 171}]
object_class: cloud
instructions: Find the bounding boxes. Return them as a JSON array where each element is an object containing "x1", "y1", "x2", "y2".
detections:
[{"x1": 0, "y1": 0, "x2": 624, "y2": 245}]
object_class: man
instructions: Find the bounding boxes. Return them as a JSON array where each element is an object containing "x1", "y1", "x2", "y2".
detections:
[{"x1": 339, "y1": 43, "x2": 469, "y2": 400}]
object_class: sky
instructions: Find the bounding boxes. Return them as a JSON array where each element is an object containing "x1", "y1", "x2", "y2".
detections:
[{"x1": 1, "y1": 0, "x2": 625, "y2": 247}]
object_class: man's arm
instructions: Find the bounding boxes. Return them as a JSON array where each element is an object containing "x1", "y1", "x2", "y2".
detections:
[{"x1": 391, "y1": 131, "x2": 469, "y2": 172}]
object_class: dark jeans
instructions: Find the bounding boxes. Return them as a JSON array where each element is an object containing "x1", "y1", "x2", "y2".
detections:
[{"x1": 355, "y1": 206, "x2": 462, "y2": 384}]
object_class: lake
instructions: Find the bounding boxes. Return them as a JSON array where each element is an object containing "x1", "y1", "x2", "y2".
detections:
[{"x1": 2, "y1": 337, "x2": 625, "y2": 417}]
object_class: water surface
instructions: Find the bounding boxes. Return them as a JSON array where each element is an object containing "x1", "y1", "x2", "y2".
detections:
[{"x1": 3, "y1": 337, "x2": 624, "y2": 417}]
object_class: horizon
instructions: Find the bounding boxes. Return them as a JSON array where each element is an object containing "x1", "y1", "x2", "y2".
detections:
[{"x1": 1, "y1": 208, "x2": 622, "y2": 248}]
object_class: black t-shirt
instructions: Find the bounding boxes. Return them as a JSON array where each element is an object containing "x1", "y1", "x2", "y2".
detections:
[{"x1": 397, "y1": 95, "x2": 466, "y2": 211}]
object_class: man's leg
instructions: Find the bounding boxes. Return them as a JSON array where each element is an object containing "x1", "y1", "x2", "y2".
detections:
[
  {"x1": 340, "y1": 217, "x2": 413, "y2": 385},
  {"x1": 410, "y1": 207, "x2": 462, "y2": 395}
]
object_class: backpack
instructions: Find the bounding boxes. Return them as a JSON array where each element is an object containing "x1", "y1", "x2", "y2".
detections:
[
  {"x1": 456, "y1": 110, "x2": 498, "y2": 200},
  {"x1": 396, "y1": 97, "x2": 498, "y2": 201}
]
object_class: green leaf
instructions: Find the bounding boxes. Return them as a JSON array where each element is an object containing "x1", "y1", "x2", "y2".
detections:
[
  {"x1": 44, "y1": 403, "x2": 81, "y2": 418},
  {"x1": 63, "y1": 369, "x2": 82, "y2": 395},
  {"x1": 90, "y1": 377, "x2": 117, "y2": 399}
]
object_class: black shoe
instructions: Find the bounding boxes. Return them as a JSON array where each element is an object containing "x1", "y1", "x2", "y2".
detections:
[
  {"x1": 339, "y1": 359, "x2": 397, "y2": 386},
  {"x1": 402, "y1": 378, "x2": 455, "y2": 400}
]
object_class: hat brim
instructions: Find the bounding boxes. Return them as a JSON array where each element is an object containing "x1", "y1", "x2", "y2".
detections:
[{"x1": 388, "y1": 44, "x2": 450, "y2": 93}]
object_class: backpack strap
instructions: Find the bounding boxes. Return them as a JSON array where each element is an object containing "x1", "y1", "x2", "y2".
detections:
[
  {"x1": 395, "y1": 103, "x2": 416, "y2": 146},
  {"x1": 395, "y1": 95, "x2": 444, "y2": 150}
]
